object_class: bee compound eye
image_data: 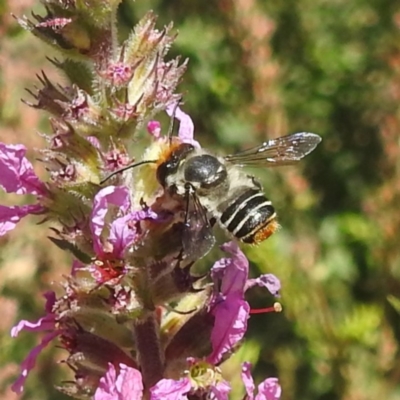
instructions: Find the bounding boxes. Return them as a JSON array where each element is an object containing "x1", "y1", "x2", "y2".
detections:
[
  {"x1": 156, "y1": 161, "x2": 170, "y2": 186},
  {"x1": 184, "y1": 155, "x2": 227, "y2": 189},
  {"x1": 156, "y1": 143, "x2": 195, "y2": 186}
]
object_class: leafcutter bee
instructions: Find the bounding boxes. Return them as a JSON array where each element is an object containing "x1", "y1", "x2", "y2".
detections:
[{"x1": 103, "y1": 129, "x2": 321, "y2": 260}]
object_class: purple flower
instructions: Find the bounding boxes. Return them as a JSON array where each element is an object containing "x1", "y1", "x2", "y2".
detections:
[
  {"x1": 94, "y1": 363, "x2": 143, "y2": 400},
  {"x1": 147, "y1": 121, "x2": 162, "y2": 139},
  {"x1": 246, "y1": 274, "x2": 281, "y2": 297},
  {"x1": 10, "y1": 292, "x2": 61, "y2": 393},
  {"x1": 88, "y1": 185, "x2": 158, "y2": 283},
  {"x1": 0, "y1": 143, "x2": 46, "y2": 235},
  {"x1": 153, "y1": 360, "x2": 231, "y2": 400},
  {"x1": 86, "y1": 358, "x2": 282, "y2": 400},
  {"x1": 95, "y1": 365, "x2": 197, "y2": 400},
  {"x1": 166, "y1": 103, "x2": 200, "y2": 147},
  {"x1": 90, "y1": 185, "x2": 158, "y2": 257},
  {"x1": 241, "y1": 362, "x2": 282, "y2": 400},
  {"x1": 151, "y1": 373, "x2": 231, "y2": 400},
  {"x1": 90, "y1": 185, "x2": 132, "y2": 257},
  {"x1": 208, "y1": 242, "x2": 281, "y2": 365},
  {"x1": 152, "y1": 242, "x2": 280, "y2": 399},
  {"x1": 0, "y1": 143, "x2": 46, "y2": 195},
  {"x1": 150, "y1": 377, "x2": 192, "y2": 400}
]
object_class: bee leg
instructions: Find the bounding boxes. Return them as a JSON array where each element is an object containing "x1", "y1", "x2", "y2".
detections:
[
  {"x1": 183, "y1": 182, "x2": 195, "y2": 227},
  {"x1": 181, "y1": 182, "x2": 215, "y2": 260}
]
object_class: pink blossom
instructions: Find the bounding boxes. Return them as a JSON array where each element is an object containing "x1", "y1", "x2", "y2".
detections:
[
  {"x1": 0, "y1": 143, "x2": 47, "y2": 235},
  {"x1": 209, "y1": 380, "x2": 232, "y2": 400},
  {"x1": 241, "y1": 362, "x2": 281, "y2": 400},
  {"x1": 166, "y1": 104, "x2": 200, "y2": 148},
  {"x1": 208, "y1": 293, "x2": 250, "y2": 366},
  {"x1": 105, "y1": 62, "x2": 133, "y2": 86},
  {"x1": 90, "y1": 186, "x2": 131, "y2": 254},
  {"x1": 87, "y1": 136, "x2": 101, "y2": 148},
  {"x1": 208, "y1": 242, "x2": 281, "y2": 365},
  {"x1": 147, "y1": 120, "x2": 162, "y2": 139},
  {"x1": 215, "y1": 242, "x2": 249, "y2": 296},
  {"x1": 90, "y1": 185, "x2": 158, "y2": 258},
  {"x1": 246, "y1": 274, "x2": 281, "y2": 297},
  {"x1": 150, "y1": 377, "x2": 192, "y2": 400},
  {"x1": 11, "y1": 292, "x2": 56, "y2": 337},
  {"x1": 95, "y1": 365, "x2": 193, "y2": 400},
  {"x1": 0, "y1": 143, "x2": 46, "y2": 195},
  {"x1": 0, "y1": 203, "x2": 44, "y2": 235},
  {"x1": 88, "y1": 186, "x2": 158, "y2": 285},
  {"x1": 11, "y1": 331, "x2": 61, "y2": 393},
  {"x1": 108, "y1": 213, "x2": 140, "y2": 257},
  {"x1": 94, "y1": 363, "x2": 143, "y2": 400},
  {"x1": 10, "y1": 292, "x2": 61, "y2": 393}
]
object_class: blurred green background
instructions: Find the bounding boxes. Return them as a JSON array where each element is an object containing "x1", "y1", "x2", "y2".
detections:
[{"x1": 1, "y1": 0, "x2": 400, "y2": 399}]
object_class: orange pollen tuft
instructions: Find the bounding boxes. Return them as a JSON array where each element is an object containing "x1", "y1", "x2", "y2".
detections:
[
  {"x1": 252, "y1": 218, "x2": 280, "y2": 244},
  {"x1": 156, "y1": 138, "x2": 183, "y2": 167}
]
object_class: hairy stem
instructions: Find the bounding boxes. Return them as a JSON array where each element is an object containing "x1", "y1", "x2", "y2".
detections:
[{"x1": 133, "y1": 312, "x2": 164, "y2": 389}]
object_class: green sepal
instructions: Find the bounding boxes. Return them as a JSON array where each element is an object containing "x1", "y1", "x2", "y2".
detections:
[{"x1": 48, "y1": 236, "x2": 92, "y2": 264}]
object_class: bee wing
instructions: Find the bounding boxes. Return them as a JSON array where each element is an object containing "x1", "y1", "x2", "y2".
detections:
[
  {"x1": 224, "y1": 132, "x2": 322, "y2": 167},
  {"x1": 182, "y1": 188, "x2": 215, "y2": 261}
]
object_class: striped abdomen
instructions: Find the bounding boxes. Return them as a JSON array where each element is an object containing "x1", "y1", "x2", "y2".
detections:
[{"x1": 219, "y1": 188, "x2": 279, "y2": 244}]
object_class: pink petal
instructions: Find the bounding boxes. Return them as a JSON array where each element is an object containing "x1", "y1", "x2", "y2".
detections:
[
  {"x1": 87, "y1": 136, "x2": 101, "y2": 148},
  {"x1": 95, "y1": 363, "x2": 118, "y2": 400},
  {"x1": 11, "y1": 291, "x2": 56, "y2": 337},
  {"x1": 0, "y1": 203, "x2": 44, "y2": 236},
  {"x1": 0, "y1": 143, "x2": 45, "y2": 195},
  {"x1": 11, "y1": 313, "x2": 56, "y2": 338},
  {"x1": 10, "y1": 316, "x2": 54, "y2": 336},
  {"x1": 210, "y1": 380, "x2": 231, "y2": 400},
  {"x1": 109, "y1": 209, "x2": 158, "y2": 257},
  {"x1": 166, "y1": 104, "x2": 200, "y2": 148},
  {"x1": 108, "y1": 214, "x2": 138, "y2": 257},
  {"x1": 94, "y1": 363, "x2": 143, "y2": 400},
  {"x1": 11, "y1": 331, "x2": 60, "y2": 393},
  {"x1": 147, "y1": 121, "x2": 161, "y2": 139},
  {"x1": 150, "y1": 377, "x2": 191, "y2": 400},
  {"x1": 256, "y1": 378, "x2": 282, "y2": 400},
  {"x1": 116, "y1": 364, "x2": 143, "y2": 399},
  {"x1": 211, "y1": 242, "x2": 249, "y2": 297},
  {"x1": 242, "y1": 364, "x2": 282, "y2": 400},
  {"x1": 208, "y1": 294, "x2": 250, "y2": 365},
  {"x1": 207, "y1": 242, "x2": 253, "y2": 364},
  {"x1": 241, "y1": 362, "x2": 256, "y2": 399},
  {"x1": 246, "y1": 274, "x2": 281, "y2": 297},
  {"x1": 43, "y1": 291, "x2": 56, "y2": 313},
  {"x1": 90, "y1": 186, "x2": 131, "y2": 254},
  {"x1": 219, "y1": 242, "x2": 249, "y2": 296}
]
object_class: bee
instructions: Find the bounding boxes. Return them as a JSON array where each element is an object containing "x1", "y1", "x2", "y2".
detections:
[{"x1": 103, "y1": 131, "x2": 321, "y2": 259}]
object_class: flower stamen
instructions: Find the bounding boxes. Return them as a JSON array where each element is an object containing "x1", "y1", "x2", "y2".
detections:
[{"x1": 250, "y1": 301, "x2": 283, "y2": 315}]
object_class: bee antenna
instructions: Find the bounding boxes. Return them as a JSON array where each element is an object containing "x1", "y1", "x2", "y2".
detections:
[{"x1": 100, "y1": 159, "x2": 157, "y2": 185}]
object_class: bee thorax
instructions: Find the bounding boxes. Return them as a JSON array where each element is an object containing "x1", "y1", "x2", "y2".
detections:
[{"x1": 183, "y1": 154, "x2": 227, "y2": 189}]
